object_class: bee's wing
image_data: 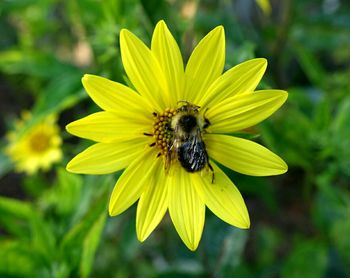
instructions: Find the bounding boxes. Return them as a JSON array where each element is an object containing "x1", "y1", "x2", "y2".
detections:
[{"x1": 185, "y1": 130, "x2": 208, "y2": 171}]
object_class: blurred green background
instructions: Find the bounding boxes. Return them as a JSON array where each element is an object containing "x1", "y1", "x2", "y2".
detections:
[{"x1": 1, "y1": 0, "x2": 350, "y2": 277}]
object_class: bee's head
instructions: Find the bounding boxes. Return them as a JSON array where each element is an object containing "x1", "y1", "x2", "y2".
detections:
[{"x1": 176, "y1": 101, "x2": 200, "y2": 113}]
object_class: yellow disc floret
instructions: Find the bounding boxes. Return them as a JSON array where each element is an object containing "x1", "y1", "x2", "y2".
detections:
[{"x1": 150, "y1": 108, "x2": 177, "y2": 156}]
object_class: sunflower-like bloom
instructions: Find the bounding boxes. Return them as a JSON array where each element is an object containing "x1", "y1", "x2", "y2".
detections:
[
  {"x1": 66, "y1": 21, "x2": 287, "y2": 250},
  {"x1": 6, "y1": 112, "x2": 62, "y2": 175}
]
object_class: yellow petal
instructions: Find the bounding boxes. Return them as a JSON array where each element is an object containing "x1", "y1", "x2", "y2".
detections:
[
  {"x1": 168, "y1": 166, "x2": 205, "y2": 251},
  {"x1": 82, "y1": 74, "x2": 153, "y2": 116},
  {"x1": 207, "y1": 90, "x2": 288, "y2": 133},
  {"x1": 151, "y1": 20, "x2": 184, "y2": 106},
  {"x1": 186, "y1": 26, "x2": 225, "y2": 102},
  {"x1": 66, "y1": 139, "x2": 147, "y2": 174},
  {"x1": 136, "y1": 158, "x2": 168, "y2": 241},
  {"x1": 205, "y1": 134, "x2": 288, "y2": 176},
  {"x1": 66, "y1": 111, "x2": 149, "y2": 143},
  {"x1": 120, "y1": 29, "x2": 169, "y2": 110},
  {"x1": 109, "y1": 149, "x2": 158, "y2": 216},
  {"x1": 193, "y1": 162, "x2": 250, "y2": 228},
  {"x1": 199, "y1": 58, "x2": 268, "y2": 108}
]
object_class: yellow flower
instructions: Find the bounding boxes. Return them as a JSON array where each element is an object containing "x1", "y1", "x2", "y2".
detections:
[
  {"x1": 6, "y1": 113, "x2": 62, "y2": 175},
  {"x1": 66, "y1": 20, "x2": 288, "y2": 250}
]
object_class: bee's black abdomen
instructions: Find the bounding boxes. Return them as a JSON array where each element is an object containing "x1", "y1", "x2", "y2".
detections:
[
  {"x1": 178, "y1": 115, "x2": 197, "y2": 133},
  {"x1": 177, "y1": 140, "x2": 208, "y2": 172}
]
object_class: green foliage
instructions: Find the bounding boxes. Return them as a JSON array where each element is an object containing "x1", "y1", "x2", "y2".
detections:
[
  {"x1": 281, "y1": 240, "x2": 328, "y2": 278},
  {"x1": 0, "y1": 170, "x2": 111, "y2": 277},
  {"x1": 1, "y1": 0, "x2": 350, "y2": 277}
]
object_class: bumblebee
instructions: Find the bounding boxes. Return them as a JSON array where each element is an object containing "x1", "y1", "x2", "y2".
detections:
[{"x1": 169, "y1": 101, "x2": 214, "y2": 181}]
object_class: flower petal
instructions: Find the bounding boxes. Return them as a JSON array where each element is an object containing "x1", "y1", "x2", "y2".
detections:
[
  {"x1": 186, "y1": 26, "x2": 225, "y2": 102},
  {"x1": 193, "y1": 162, "x2": 250, "y2": 228},
  {"x1": 136, "y1": 158, "x2": 168, "y2": 241},
  {"x1": 168, "y1": 165, "x2": 205, "y2": 251},
  {"x1": 66, "y1": 139, "x2": 147, "y2": 174},
  {"x1": 207, "y1": 90, "x2": 288, "y2": 133},
  {"x1": 151, "y1": 20, "x2": 184, "y2": 106},
  {"x1": 66, "y1": 111, "x2": 150, "y2": 142},
  {"x1": 199, "y1": 58, "x2": 268, "y2": 108},
  {"x1": 82, "y1": 74, "x2": 153, "y2": 115},
  {"x1": 205, "y1": 134, "x2": 288, "y2": 176},
  {"x1": 109, "y1": 149, "x2": 158, "y2": 216},
  {"x1": 120, "y1": 29, "x2": 169, "y2": 110}
]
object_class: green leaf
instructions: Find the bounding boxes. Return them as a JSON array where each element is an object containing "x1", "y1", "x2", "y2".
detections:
[
  {"x1": 80, "y1": 212, "x2": 107, "y2": 278},
  {"x1": 281, "y1": 240, "x2": 328, "y2": 278},
  {"x1": 331, "y1": 217, "x2": 350, "y2": 265},
  {"x1": 0, "y1": 196, "x2": 32, "y2": 219},
  {"x1": 0, "y1": 240, "x2": 38, "y2": 277},
  {"x1": 326, "y1": 98, "x2": 350, "y2": 175},
  {"x1": 332, "y1": 97, "x2": 350, "y2": 137},
  {"x1": 0, "y1": 50, "x2": 77, "y2": 78},
  {"x1": 202, "y1": 215, "x2": 248, "y2": 276},
  {"x1": 33, "y1": 73, "x2": 86, "y2": 116},
  {"x1": 0, "y1": 196, "x2": 56, "y2": 262},
  {"x1": 30, "y1": 213, "x2": 56, "y2": 262},
  {"x1": 59, "y1": 185, "x2": 109, "y2": 268},
  {"x1": 0, "y1": 151, "x2": 12, "y2": 179},
  {"x1": 293, "y1": 43, "x2": 327, "y2": 89},
  {"x1": 255, "y1": 226, "x2": 282, "y2": 268},
  {"x1": 40, "y1": 168, "x2": 83, "y2": 216},
  {"x1": 313, "y1": 98, "x2": 330, "y2": 133}
]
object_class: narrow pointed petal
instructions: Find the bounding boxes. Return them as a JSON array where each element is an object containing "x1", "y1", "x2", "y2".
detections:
[
  {"x1": 136, "y1": 158, "x2": 168, "y2": 241},
  {"x1": 206, "y1": 134, "x2": 288, "y2": 176},
  {"x1": 66, "y1": 111, "x2": 150, "y2": 142},
  {"x1": 207, "y1": 90, "x2": 288, "y2": 133},
  {"x1": 120, "y1": 29, "x2": 169, "y2": 110},
  {"x1": 169, "y1": 166, "x2": 205, "y2": 251},
  {"x1": 109, "y1": 150, "x2": 158, "y2": 216},
  {"x1": 193, "y1": 162, "x2": 250, "y2": 228},
  {"x1": 151, "y1": 20, "x2": 184, "y2": 105},
  {"x1": 82, "y1": 74, "x2": 153, "y2": 115},
  {"x1": 66, "y1": 139, "x2": 146, "y2": 174},
  {"x1": 186, "y1": 26, "x2": 225, "y2": 102},
  {"x1": 199, "y1": 58, "x2": 268, "y2": 107}
]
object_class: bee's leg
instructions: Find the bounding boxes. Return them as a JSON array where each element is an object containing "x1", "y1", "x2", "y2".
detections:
[
  {"x1": 153, "y1": 112, "x2": 158, "y2": 117},
  {"x1": 164, "y1": 150, "x2": 172, "y2": 174},
  {"x1": 143, "y1": 132, "x2": 153, "y2": 136},
  {"x1": 203, "y1": 118, "x2": 211, "y2": 129},
  {"x1": 149, "y1": 142, "x2": 156, "y2": 147},
  {"x1": 203, "y1": 108, "x2": 211, "y2": 129},
  {"x1": 208, "y1": 162, "x2": 215, "y2": 184}
]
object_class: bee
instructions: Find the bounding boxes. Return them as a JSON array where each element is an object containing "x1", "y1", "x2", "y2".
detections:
[{"x1": 168, "y1": 101, "x2": 214, "y2": 182}]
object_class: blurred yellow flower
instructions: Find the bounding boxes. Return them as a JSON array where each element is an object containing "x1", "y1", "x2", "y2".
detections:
[
  {"x1": 6, "y1": 112, "x2": 62, "y2": 175},
  {"x1": 66, "y1": 20, "x2": 288, "y2": 250}
]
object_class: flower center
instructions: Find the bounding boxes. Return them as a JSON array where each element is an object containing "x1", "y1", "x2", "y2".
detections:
[
  {"x1": 29, "y1": 132, "x2": 50, "y2": 153},
  {"x1": 150, "y1": 108, "x2": 177, "y2": 156}
]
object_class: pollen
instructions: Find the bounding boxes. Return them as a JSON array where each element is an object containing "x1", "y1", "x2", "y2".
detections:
[{"x1": 151, "y1": 108, "x2": 177, "y2": 155}]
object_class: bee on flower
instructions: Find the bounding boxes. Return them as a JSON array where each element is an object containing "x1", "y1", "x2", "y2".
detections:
[
  {"x1": 66, "y1": 20, "x2": 288, "y2": 250},
  {"x1": 6, "y1": 112, "x2": 62, "y2": 175}
]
